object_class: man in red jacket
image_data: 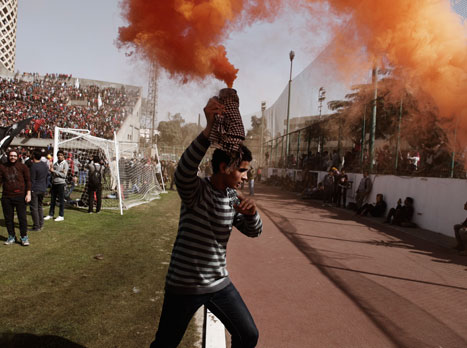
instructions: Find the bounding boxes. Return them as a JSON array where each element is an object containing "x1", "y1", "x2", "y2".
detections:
[{"x1": 0, "y1": 150, "x2": 32, "y2": 246}]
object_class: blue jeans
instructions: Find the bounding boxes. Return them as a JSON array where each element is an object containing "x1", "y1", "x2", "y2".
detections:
[
  {"x1": 30, "y1": 191, "x2": 45, "y2": 229},
  {"x1": 150, "y1": 283, "x2": 258, "y2": 348},
  {"x1": 79, "y1": 170, "x2": 87, "y2": 185}
]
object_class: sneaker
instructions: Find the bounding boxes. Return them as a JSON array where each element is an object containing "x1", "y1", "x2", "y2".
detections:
[
  {"x1": 4, "y1": 236, "x2": 16, "y2": 245},
  {"x1": 44, "y1": 215, "x2": 53, "y2": 221},
  {"x1": 21, "y1": 236, "x2": 30, "y2": 246},
  {"x1": 54, "y1": 216, "x2": 64, "y2": 222}
]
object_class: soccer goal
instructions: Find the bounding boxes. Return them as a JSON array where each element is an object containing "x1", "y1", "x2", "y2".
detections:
[{"x1": 54, "y1": 127, "x2": 164, "y2": 214}]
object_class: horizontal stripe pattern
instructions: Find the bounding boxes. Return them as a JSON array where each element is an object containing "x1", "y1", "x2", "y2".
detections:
[{"x1": 167, "y1": 133, "x2": 262, "y2": 294}]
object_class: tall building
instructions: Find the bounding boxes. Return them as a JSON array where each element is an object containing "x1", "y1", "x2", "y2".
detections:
[{"x1": 0, "y1": 0, "x2": 17, "y2": 72}]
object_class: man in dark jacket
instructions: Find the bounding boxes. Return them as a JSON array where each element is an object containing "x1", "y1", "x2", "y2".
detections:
[
  {"x1": 357, "y1": 193, "x2": 387, "y2": 217},
  {"x1": 0, "y1": 150, "x2": 31, "y2": 246},
  {"x1": 29, "y1": 151, "x2": 49, "y2": 231},
  {"x1": 385, "y1": 197, "x2": 415, "y2": 226},
  {"x1": 86, "y1": 156, "x2": 103, "y2": 214},
  {"x1": 322, "y1": 169, "x2": 334, "y2": 206}
]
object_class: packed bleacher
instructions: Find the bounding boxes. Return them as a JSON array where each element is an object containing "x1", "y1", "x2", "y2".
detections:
[{"x1": 0, "y1": 73, "x2": 140, "y2": 139}]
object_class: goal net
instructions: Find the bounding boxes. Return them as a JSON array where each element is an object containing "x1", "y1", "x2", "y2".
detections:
[{"x1": 54, "y1": 127, "x2": 164, "y2": 214}]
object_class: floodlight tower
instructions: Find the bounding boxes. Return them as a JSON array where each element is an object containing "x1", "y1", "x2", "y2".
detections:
[{"x1": 148, "y1": 62, "x2": 160, "y2": 146}]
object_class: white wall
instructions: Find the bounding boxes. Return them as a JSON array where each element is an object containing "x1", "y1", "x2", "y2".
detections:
[
  {"x1": 266, "y1": 168, "x2": 467, "y2": 238},
  {"x1": 116, "y1": 95, "x2": 142, "y2": 145}
]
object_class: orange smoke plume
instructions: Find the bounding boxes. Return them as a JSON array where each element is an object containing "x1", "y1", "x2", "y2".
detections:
[
  {"x1": 119, "y1": 0, "x2": 466, "y2": 153},
  {"x1": 119, "y1": 0, "x2": 262, "y2": 87},
  {"x1": 118, "y1": 1, "x2": 281, "y2": 87},
  {"x1": 316, "y1": 0, "x2": 467, "y2": 160},
  {"x1": 314, "y1": 0, "x2": 467, "y2": 150},
  {"x1": 118, "y1": 0, "x2": 244, "y2": 86}
]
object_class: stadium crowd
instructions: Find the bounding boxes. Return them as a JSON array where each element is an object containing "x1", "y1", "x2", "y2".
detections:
[{"x1": 0, "y1": 73, "x2": 140, "y2": 139}]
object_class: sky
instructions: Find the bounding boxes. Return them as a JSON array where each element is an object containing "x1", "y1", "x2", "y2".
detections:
[{"x1": 15, "y1": 0, "x2": 333, "y2": 129}]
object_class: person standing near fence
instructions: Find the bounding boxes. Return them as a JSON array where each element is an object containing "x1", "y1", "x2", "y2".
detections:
[
  {"x1": 44, "y1": 150, "x2": 68, "y2": 222},
  {"x1": 1, "y1": 150, "x2": 31, "y2": 246},
  {"x1": 256, "y1": 166, "x2": 262, "y2": 182},
  {"x1": 167, "y1": 160, "x2": 176, "y2": 190},
  {"x1": 247, "y1": 167, "x2": 255, "y2": 196},
  {"x1": 355, "y1": 170, "x2": 372, "y2": 209},
  {"x1": 335, "y1": 168, "x2": 349, "y2": 208},
  {"x1": 86, "y1": 156, "x2": 103, "y2": 214},
  {"x1": 29, "y1": 151, "x2": 49, "y2": 231},
  {"x1": 322, "y1": 169, "x2": 335, "y2": 207}
]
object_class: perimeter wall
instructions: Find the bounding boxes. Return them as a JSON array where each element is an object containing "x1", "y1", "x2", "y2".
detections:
[{"x1": 266, "y1": 168, "x2": 466, "y2": 238}]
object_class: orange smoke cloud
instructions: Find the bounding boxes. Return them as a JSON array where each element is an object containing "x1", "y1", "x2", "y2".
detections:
[
  {"x1": 320, "y1": 0, "x2": 467, "y2": 149},
  {"x1": 118, "y1": 1, "x2": 282, "y2": 87},
  {"x1": 119, "y1": 1, "x2": 265, "y2": 87},
  {"x1": 119, "y1": 0, "x2": 466, "y2": 152},
  {"x1": 118, "y1": 1, "x2": 242, "y2": 86}
]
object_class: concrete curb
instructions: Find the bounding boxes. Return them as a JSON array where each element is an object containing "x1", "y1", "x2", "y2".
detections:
[{"x1": 203, "y1": 307, "x2": 226, "y2": 348}]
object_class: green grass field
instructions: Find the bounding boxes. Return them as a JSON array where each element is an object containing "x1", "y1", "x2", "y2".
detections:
[{"x1": 0, "y1": 191, "x2": 200, "y2": 348}]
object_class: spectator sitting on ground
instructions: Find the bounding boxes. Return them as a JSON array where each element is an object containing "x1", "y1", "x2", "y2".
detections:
[
  {"x1": 453, "y1": 201, "x2": 467, "y2": 255},
  {"x1": 357, "y1": 193, "x2": 387, "y2": 217},
  {"x1": 302, "y1": 182, "x2": 324, "y2": 200},
  {"x1": 385, "y1": 197, "x2": 415, "y2": 227}
]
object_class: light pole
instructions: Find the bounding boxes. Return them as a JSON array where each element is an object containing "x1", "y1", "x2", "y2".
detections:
[
  {"x1": 285, "y1": 50, "x2": 295, "y2": 164},
  {"x1": 260, "y1": 101, "x2": 266, "y2": 167},
  {"x1": 318, "y1": 87, "x2": 326, "y2": 119},
  {"x1": 317, "y1": 87, "x2": 326, "y2": 152},
  {"x1": 369, "y1": 66, "x2": 378, "y2": 173}
]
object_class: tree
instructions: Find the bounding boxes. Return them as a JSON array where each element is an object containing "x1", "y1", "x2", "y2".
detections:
[
  {"x1": 181, "y1": 123, "x2": 201, "y2": 147},
  {"x1": 157, "y1": 113, "x2": 184, "y2": 146},
  {"x1": 246, "y1": 114, "x2": 270, "y2": 139},
  {"x1": 246, "y1": 115, "x2": 263, "y2": 138},
  {"x1": 304, "y1": 119, "x2": 330, "y2": 151}
]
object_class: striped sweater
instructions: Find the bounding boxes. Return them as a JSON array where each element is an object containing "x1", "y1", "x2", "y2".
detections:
[{"x1": 166, "y1": 132, "x2": 262, "y2": 295}]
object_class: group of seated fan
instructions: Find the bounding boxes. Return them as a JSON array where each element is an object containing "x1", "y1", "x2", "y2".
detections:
[
  {"x1": 0, "y1": 73, "x2": 140, "y2": 139},
  {"x1": 356, "y1": 194, "x2": 416, "y2": 227}
]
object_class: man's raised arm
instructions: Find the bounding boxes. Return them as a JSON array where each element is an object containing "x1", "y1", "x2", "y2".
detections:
[{"x1": 174, "y1": 98, "x2": 225, "y2": 206}]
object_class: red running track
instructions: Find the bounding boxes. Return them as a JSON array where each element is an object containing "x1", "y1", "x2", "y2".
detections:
[{"x1": 226, "y1": 184, "x2": 467, "y2": 348}]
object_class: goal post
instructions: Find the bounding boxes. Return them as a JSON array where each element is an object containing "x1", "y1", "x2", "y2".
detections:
[
  {"x1": 114, "y1": 131, "x2": 124, "y2": 216},
  {"x1": 54, "y1": 127, "x2": 163, "y2": 213}
]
